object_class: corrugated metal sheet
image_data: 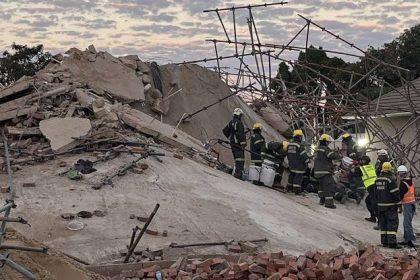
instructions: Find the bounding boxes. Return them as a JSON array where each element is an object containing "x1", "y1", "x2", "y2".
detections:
[{"x1": 371, "y1": 77, "x2": 420, "y2": 115}]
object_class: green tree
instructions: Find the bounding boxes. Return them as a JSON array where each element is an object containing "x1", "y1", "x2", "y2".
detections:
[{"x1": 0, "y1": 43, "x2": 51, "y2": 86}]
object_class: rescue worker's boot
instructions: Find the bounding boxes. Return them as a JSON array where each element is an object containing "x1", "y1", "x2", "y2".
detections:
[
  {"x1": 293, "y1": 186, "x2": 302, "y2": 195},
  {"x1": 364, "y1": 216, "x2": 376, "y2": 223},
  {"x1": 319, "y1": 197, "x2": 325, "y2": 205},
  {"x1": 356, "y1": 194, "x2": 363, "y2": 205},
  {"x1": 381, "y1": 234, "x2": 388, "y2": 247},
  {"x1": 325, "y1": 198, "x2": 336, "y2": 209},
  {"x1": 340, "y1": 194, "x2": 348, "y2": 204}
]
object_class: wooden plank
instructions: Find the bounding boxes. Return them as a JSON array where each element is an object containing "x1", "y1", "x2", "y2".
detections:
[
  {"x1": 0, "y1": 106, "x2": 38, "y2": 122},
  {"x1": 6, "y1": 126, "x2": 41, "y2": 136},
  {"x1": 0, "y1": 79, "x2": 33, "y2": 99}
]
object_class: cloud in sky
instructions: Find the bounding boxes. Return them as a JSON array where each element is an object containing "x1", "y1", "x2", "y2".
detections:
[{"x1": 0, "y1": 0, "x2": 418, "y2": 72}]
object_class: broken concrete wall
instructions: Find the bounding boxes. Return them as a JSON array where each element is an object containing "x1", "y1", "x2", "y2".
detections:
[{"x1": 138, "y1": 63, "x2": 286, "y2": 165}]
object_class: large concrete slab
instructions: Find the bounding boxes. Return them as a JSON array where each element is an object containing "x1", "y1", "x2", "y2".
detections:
[{"x1": 39, "y1": 117, "x2": 91, "y2": 153}]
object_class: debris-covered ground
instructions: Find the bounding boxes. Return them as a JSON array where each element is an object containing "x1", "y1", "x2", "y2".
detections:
[{"x1": 0, "y1": 46, "x2": 419, "y2": 279}]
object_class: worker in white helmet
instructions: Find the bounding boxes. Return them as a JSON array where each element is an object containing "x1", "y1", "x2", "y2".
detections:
[
  {"x1": 375, "y1": 149, "x2": 390, "y2": 175},
  {"x1": 397, "y1": 165, "x2": 417, "y2": 248},
  {"x1": 222, "y1": 108, "x2": 247, "y2": 179}
]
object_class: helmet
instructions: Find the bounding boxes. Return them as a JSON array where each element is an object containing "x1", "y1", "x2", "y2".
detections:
[
  {"x1": 342, "y1": 133, "x2": 351, "y2": 139},
  {"x1": 293, "y1": 129, "x2": 304, "y2": 137},
  {"x1": 361, "y1": 155, "x2": 371, "y2": 164},
  {"x1": 282, "y1": 140, "x2": 289, "y2": 151},
  {"x1": 253, "y1": 123, "x2": 262, "y2": 130},
  {"x1": 320, "y1": 134, "x2": 333, "y2": 142},
  {"x1": 397, "y1": 165, "x2": 408, "y2": 173},
  {"x1": 377, "y1": 149, "x2": 388, "y2": 156},
  {"x1": 382, "y1": 162, "x2": 393, "y2": 172},
  {"x1": 233, "y1": 108, "x2": 244, "y2": 116}
]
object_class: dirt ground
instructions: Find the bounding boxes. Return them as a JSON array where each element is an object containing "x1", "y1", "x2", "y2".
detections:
[
  {"x1": 0, "y1": 228, "x2": 102, "y2": 280},
  {"x1": 1, "y1": 148, "x2": 418, "y2": 267}
]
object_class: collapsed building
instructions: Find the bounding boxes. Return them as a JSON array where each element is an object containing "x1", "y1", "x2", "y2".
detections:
[{"x1": 0, "y1": 3, "x2": 419, "y2": 280}]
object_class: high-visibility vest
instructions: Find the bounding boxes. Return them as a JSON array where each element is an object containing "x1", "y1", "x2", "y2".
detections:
[
  {"x1": 360, "y1": 164, "x2": 377, "y2": 189},
  {"x1": 402, "y1": 181, "x2": 416, "y2": 204}
]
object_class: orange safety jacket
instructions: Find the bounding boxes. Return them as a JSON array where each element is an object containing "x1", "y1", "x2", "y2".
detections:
[{"x1": 402, "y1": 181, "x2": 416, "y2": 205}]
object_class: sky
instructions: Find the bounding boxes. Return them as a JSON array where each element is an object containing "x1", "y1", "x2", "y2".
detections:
[{"x1": 0, "y1": 0, "x2": 419, "y2": 70}]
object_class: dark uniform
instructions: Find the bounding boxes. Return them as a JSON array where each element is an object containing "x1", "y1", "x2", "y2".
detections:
[
  {"x1": 343, "y1": 138, "x2": 358, "y2": 159},
  {"x1": 287, "y1": 139, "x2": 309, "y2": 194},
  {"x1": 223, "y1": 115, "x2": 246, "y2": 179},
  {"x1": 347, "y1": 163, "x2": 366, "y2": 204},
  {"x1": 313, "y1": 143, "x2": 342, "y2": 207},
  {"x1": 250, "y1": 131, "x2": 265, "y2": 167},
  {"x1": 262, "y1": 141, "x2": 287, "y2": 185},
  {"x1": 375, "y1": 171, "x2": 400, "y2": 248}
]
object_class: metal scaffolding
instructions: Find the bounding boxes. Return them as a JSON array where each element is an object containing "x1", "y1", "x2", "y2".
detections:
[{"x1": 177, "y1": 2, "x2": 420, "y2": 176}]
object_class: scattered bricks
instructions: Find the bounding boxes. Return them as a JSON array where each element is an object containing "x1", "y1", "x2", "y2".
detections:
[
  {"x1": 271, "y1": 252, "x2": 284, "y2": 260},
  {"x1": 0, "y1": 186, "x2": 9, "y2": 193},
  {"x1": 213, "y1": 260, "x2": 230, "y2": 271},
  {"x1": 306, "y1": 260, "x2": 316, "y2": 269},
  {"x1": 313, "y1": 252, "x2": 322, "y2": 262},
  {"x1": 349, "y1": 262, "x2": 359, "y2": 272},
  {"x1": 296, "y1": 256, "x2": 307, "y2": 270},
  {"x1": 402, "y1": 269, "x2": 417, "y2": 280},
  {"x1": 374, "y1": 273, "x2": 386, "y2": 280},
  {"x1": 137, "y1": 216, "x2": 148, "y2": 222},
  {"x1": 130, "y1": 146, "x2": 146, "y2": 154},
  {"x1": 256, "y1": 253, "x2": 270, "y2": 266},
  {"x1": 267, "y1": 261, "x2": 277, "y2": 274},
  {"x1": 137, "y1": 270, "x2": 145, "y2": 278},
  {"x1": 211, "y1": 258, "x2": 225, "y2": 266},
  {"x1": 288, "y1": 261, "x2": 298, "y2": 274},
  {"x1": 248, "y1": 274, "x2": 259, "y2": 280},
  {"x1": 173, "y1": 153, "x2": 184, "y2": 160},
  {"x1": 249, "y1": 263, "x2": 267, "y2": 275},
  {"x1": 267, "y1": 272, "x2": 282, "y2": 280},
  {"x1": 341, "y1": 269, "x2": 353, "y2": 280},
  {"x1": 343, "y1": 257, "x2": 351, "y2": 267},
  {"x1": 385, "y1": 266, "x2": 401, "y2": 278},
  {"x1": 131, "y1": 167, "x2": 144, "y2": 174},
  {"x1": 143, "y1": 265, "x2": 157, "y2": 273},
  {"x1": 296, "y1": 272, "x2": 307, "y2": 280},
  {"x1": 281, "y1": 278, "x2": 295, "y2": 280},
  {"x1": 278, "y1": 267, "x2": 290, "y2": 277},
  {"x1": 241, "y1": 241, "x2": 259, "y2": 253},
  {"x1": 286, "y1": 274, "x2": 298, "y2": 280},
  {"x1": 238, "y1": 262, "x2": 249, "y2": 272},
  {"x1": 333, "y1": 258, "x2": 344, "y2": 271},
  {"x1": 228, "y1": 244, "x2": 242, "y2": 253},
  {"x1": 305, "y1": 251, "x2": 315, "y2": 260},
  {"x1": 302, "y1": 268, "x2": 316, "y2": 278},
  {"x1": 145, "y1": 229, "x2": 159, "y2": 235},
  {"x1": 59, "y1": 161, "x2": 67, "y2": 167},
  {"x1": 274, "y1": 260, "x2": 287, "y2": 270},
  {"x1": 219, "y1": 268, "x2": 230, "y2": 277}
]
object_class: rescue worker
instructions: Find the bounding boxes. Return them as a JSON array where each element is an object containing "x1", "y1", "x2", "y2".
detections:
[
  {"x1": 250, "y1": 123, "x2": 265, "y2": 167},
  {"x1": 222, "y1": 108, "x2": 247, "y2": 179},
  {"x1": 375, "y1": 162, "x2": 400, "y2": 248},
  {"x1": 348, "y1": 156, "x2": 374, "y2": 205},
  {"x1": 313, "y1": 134, "x2": 342, "y2": 209},
  {"x1": 352, "y1": 156, "x2": 377, "y2": 223},
  {"x1": 375, "y1": 149, "x2": 389, "y2": 176},
  {"x1": 262, "y1": 140, "x2": 288, "y2": 187},
  {"x1": 287, "y1": 129, "x2": 309, "y2": 195},
  {"x1": 397, "y1": 165, "x2": 417, "y2": 248},
  {"x1": 342, "y1": 133, "x2": 358, "y2": 159}
]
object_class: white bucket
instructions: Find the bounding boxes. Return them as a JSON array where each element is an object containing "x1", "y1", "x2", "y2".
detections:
[
  {"x1": 341, "y1": 157, "x2": 354, "y2": 171},
  {"x1": 260, "y1": 163, "x2": 276, "y2": 187},
  {"x1": 249, "y1": 165, "x2": 261, "y2": 182}
]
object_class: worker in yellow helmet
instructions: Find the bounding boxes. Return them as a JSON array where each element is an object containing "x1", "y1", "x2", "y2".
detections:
[
  {"x1": 375, "y1": 162, "x2": 401, "y2": 249},
  {"x1": 314, "y1": 134, "x2": 342, "y2": 208},
  {"x1": 342, "y1": 133, "x2": 358, "y2": 159},
  {"x1": 250, "y1": 123, "x2": 265, "y2": 167},
  {"x1": 262, "y1": 140, "x2": 289, "y2": 188},
  {"x1": 286, "y1": 129, "x2": 309, "y2": 195}
]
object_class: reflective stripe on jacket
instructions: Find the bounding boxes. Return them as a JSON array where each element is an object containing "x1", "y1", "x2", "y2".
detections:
[
  {"x1": 360, "y1": 164, "x2": 377, "y2": 189},
  {"x1": 375, "y1": 173, "x2": 400, "y2": 209},
  {"x1": 402, "y1": 181, "x2": 416, "y2": 205}
]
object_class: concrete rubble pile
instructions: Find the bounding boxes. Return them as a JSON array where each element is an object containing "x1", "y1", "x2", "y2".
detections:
[
  {"x1": 0, "y1": 45, "x2": 210, "y2": 173},
  {"x1": 92, "y1": 245, "x2": 420, "y2": 280}
]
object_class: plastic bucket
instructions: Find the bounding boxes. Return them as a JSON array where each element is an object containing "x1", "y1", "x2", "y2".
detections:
[
  {"x1": 260, "y1": 164, "x2": 276, "y2": 187},
  {"x1": 249, "y1": 165, "x2": 261, "y2": 182}
]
